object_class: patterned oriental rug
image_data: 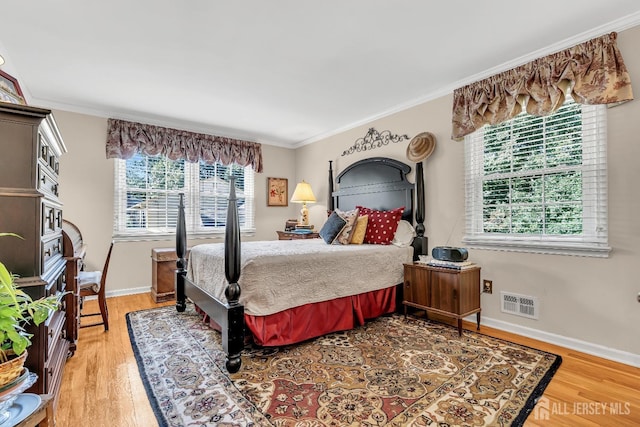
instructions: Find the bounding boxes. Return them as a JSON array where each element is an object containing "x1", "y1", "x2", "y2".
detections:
[{"x1": 127, "y1": 305, "x2": 561, "y2": 427}]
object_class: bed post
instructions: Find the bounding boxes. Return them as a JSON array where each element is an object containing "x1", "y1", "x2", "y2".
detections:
[
  {"x1": 327, "y1": 160, "x2": 334, "y2": 216},
  {"x1": 412, "y1": 162, "x2": 428, "y2": 260},
  {"x1": 224, "y1": 176, "x2": 244, "y2": 373},
  {"x1": 175, "y1": 193, "x2": 187, "y2": 312}
]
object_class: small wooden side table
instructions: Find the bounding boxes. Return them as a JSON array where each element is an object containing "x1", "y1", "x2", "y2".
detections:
[
  {"x1": 276, "y1": 230, "x2": 320, "y2": 240},
  {"x1": 403, "y1": 263, "x2": 481, "y2": 336},
  {"x1": 151, "y1": 247, "x2": 190, "y2": 302}
]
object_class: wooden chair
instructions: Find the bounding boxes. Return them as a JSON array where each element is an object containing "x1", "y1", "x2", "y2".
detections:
[{"x1": 76, "y1": 242, "x2": 112, "y2": 331}]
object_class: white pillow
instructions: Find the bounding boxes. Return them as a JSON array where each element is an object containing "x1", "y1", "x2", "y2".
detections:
[{"x1": 391, "y1": 220, "x2": 416, "y2": 247}]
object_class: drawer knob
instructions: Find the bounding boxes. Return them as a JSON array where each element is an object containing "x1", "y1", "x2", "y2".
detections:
[{"x1": 48, "y1": 210, "x2": 55, "y2": 229}]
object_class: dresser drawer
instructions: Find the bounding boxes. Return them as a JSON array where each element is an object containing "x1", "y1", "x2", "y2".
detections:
[
  {"x1": 38, "y1": 131, "x2": 60, "y2": 177},
  {"x1": 46, "y1": 310, "x2": 65, "y2": 360},
  {"x1": 41, "y1": 202, "x2": 63, "y2": 236},
  {"x1": 38, "y1": 133, "x2": 50, "y2": 166},
  {"x1": 37, "y1": 164, "x2": 59, "y2": 198},
  {"x1": 42, "y1": 234, "x2": 63, "y2": 273},
  {"x1": 44, "y1": 331, "x2": 69, "y2": 395}
]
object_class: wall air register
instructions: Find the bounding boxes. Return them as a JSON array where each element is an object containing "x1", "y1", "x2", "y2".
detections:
[{"x1": 500, "y1": 292, "x2": 539, "y2": 320}]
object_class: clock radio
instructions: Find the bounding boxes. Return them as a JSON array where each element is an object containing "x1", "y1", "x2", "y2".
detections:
[{"x1": 432, "y1": 246, "x2": 469, "y2": 262}]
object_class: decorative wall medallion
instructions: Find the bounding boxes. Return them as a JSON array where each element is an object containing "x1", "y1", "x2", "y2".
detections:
[{"x1": 341, "y1": 128, "x2": 409, "y2": 156}]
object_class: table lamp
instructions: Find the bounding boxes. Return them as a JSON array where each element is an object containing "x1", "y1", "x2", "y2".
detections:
[{"x1": 290, "y1": 180, "x2": 316, "y2": 226}]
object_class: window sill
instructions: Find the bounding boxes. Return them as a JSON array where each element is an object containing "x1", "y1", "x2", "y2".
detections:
[
  {"x1": 462, "y1": 236, "x2": 611, "y2": 258},
  {"x1": 113, "y1": 229, "x2": 256, "y2": 243}
]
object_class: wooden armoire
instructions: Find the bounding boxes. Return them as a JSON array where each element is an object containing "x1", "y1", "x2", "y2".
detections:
[{"x1": 0, "y1": 102, "x2": 77, "y2": 408}]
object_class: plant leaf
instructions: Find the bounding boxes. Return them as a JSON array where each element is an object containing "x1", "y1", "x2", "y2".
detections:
[
  {"x1": 32, "y1": 307, "x2": 50, "y2": 325},
  {"x1": 11, "y1": 335, "x2": 28, "y2": 355},
  {"x1": 0, "y1": 263, "x2": 12, "y2": 289}
]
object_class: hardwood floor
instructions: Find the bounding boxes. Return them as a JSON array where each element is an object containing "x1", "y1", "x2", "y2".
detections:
[
  {"x1": 55, "y1": 293, "x2": 640, "y2": 426},
  {"x1": 56, "y1": 293, "x2": 172, "y2": 426}
]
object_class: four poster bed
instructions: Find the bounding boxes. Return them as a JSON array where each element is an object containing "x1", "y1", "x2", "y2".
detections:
[{"x1": 175, "y1": 157, "x2": 427, "y2": 372}]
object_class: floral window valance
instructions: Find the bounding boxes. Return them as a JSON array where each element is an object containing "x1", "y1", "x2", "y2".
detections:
[
  {"x1": 106, "y1": 118, "x2": 263, "y2": 172},
  {"x1": 451, "y1": 32, "x2": 634, "y2": 140}
]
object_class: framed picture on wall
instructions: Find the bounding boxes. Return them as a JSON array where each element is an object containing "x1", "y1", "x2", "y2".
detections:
[
  {"x1": 0, "y1": 87, "x2": 25, "y2": 105},
  {"x1": 0, "y1": 70, "x2": 25, "y2": 102},
  {"x1": 267, "y1": 177, "x2": 288, "y2": 206}
]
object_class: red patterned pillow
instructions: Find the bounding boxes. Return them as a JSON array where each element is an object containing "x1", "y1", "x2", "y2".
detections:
[{"x1": 356, "y1": 206, "x2": 405, "y2": 245}]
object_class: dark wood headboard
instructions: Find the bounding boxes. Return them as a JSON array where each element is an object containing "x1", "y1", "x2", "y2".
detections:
[
  {"x1": 329, "y1": 157, "x2": 414, "y2": 222},
  {"x1": 327, "y1": 156, "x2": 427, "y2": 259}
]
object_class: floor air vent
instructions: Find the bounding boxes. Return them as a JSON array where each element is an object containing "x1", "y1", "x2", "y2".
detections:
[{"x1": 500, "y1": 292, "x2": 539, "y2": 320}]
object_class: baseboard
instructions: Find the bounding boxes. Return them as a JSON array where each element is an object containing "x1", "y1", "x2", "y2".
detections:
[
  {"x1": 84, "y1": 286, "x2": 151, "y2": 301},
  {"x1": 106, "y1": 286, "x2": 151, "y2": 298},
  {"x1": 466, "y1": 315, "x2": 640, "y2": 368}
]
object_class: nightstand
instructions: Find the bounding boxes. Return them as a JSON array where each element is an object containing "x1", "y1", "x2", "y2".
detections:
[
  {"x1": 151, "y1": 247, "x2": 190, "y2": 302},
  {"x1": 403, "y1": 263, "x2": 481, "y2": 336},
  {"x1": 276, "y1": 230, "x2": 320, "y2": 240}
]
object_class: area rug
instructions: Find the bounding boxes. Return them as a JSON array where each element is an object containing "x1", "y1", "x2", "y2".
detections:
[{"x1": 127, "y1": 305, "x2": 561, "y2": 426}]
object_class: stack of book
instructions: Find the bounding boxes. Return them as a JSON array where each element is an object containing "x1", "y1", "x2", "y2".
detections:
[
  {"x1": 295, "y1": 224, "x2": 314, "y2": 230},
  {"x1": 285, "y1": 219, "x2": 298, "y2": 231},
  {"x1": 291, "y1": 228, "x2": 314, "y2": 234},
  {"x1": 427, "y1": 259, "x2": 477, "y2": 270}
]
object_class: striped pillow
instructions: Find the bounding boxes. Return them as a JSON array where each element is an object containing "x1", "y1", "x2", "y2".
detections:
[{"x1": 334, "y1": 208, "x2": 359, "y2": 245}]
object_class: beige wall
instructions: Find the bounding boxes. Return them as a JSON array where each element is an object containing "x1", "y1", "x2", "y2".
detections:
[
  {"x1": 296, "y1": 26, "x2": 640, "y2": 360},
  {"x1": 55, "y1": 111, "x2": 298, "y2": 295},
  {"x1": 54, "y1": 25, "x2": 640, "y2": 362}
]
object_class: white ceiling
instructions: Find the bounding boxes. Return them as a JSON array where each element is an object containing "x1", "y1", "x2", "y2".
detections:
[{"x1": 1, "y1": 1, "x2": 640, "y2": 148}]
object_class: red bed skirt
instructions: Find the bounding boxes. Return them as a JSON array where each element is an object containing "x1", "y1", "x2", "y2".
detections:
[{"x1": 197, "y1": 286, "x2": 397, "y2": 347}]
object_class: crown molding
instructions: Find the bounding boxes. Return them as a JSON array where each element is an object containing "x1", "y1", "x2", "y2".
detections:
[{"x1": 295, "y1": 13, "x2": 640, "y2": 149}]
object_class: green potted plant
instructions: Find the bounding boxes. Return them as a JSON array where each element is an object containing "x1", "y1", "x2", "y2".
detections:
[{"x1": 0, "y1": 233, "x2": 62, "y2": 386}]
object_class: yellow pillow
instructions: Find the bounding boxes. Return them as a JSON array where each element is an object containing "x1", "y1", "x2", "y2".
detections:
[{"x1": 349, "y1": 215, "x2": 369, "y2": 244}]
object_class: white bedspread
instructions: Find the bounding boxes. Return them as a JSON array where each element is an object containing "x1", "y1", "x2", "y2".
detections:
[{"x1": 186, "y1": 239, "x2": 413, "y2": 316}]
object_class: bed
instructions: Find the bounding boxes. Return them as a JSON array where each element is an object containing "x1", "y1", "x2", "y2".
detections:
[{"x1": 175, "y1": 157, "x2": 427, "y2": 372}]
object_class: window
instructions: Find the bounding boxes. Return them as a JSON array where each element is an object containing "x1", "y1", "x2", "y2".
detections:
[
  {"x1": 114, "y1": 153, "x2": 255, "y2": 239},
  {"x1": 464, "y1": 99, "x2": 609, "y2": 257}
]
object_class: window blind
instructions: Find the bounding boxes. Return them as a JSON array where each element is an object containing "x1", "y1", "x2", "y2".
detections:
[
  {"x1": 114, "y1": 154, "x2": 254, "y2": 238},
  {"x1": 463, "y1": 100, "x2": 609, "y2": 257}
]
